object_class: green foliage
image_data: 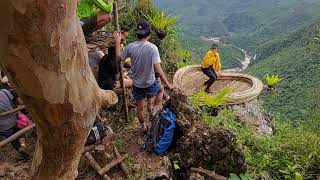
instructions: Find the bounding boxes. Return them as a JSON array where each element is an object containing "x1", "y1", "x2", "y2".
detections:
[
  {"x1": 279, "y1": 164, "x2": 304, "y2": 180},
  {"x1": 204, "y1": 110, "x2": 320, "y2": 179},
  {"x1": 172, "y1": 161, "x2": 180, "y2": 170},
  {"x1": 143, "y1": 9, "x2": 177, "y2": 31},
  {"x1": 307, "y1": 26, "x2": 320, "y2": 45},
  {"x1": 77, "y1": 0, "x2": 113, "y2": 19},
  {"x1": 176, "y1": 50, "x2": 193, "y2": 68},
  {"x1": 114, "y1": 138, "x2": 125, "y2": 152},
  {"x1": 229, "y1": 173, "x2": 251, "y2": 180},
  {"x1": 264, "y1": 74, "x2": 282, "y2": 88},
  {"x1": 182, "y1": 50, "x2": 191, "y2": 62},
  {"x1": 77, "y1": 0, "x2": 99, "y2": 19},
  {"x1": 248, "y1": 25, "x2": 320, "y2": 121},
  {"x1": 119, "y1": 0, "x2": 184, "y2": 75},
  {"x1": 191, "y1": 88, "x2": 231, "y2": 111}
]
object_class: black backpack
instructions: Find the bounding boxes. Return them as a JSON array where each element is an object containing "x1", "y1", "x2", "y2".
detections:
[{"x1": 86, "y1": 121, "x2": 113, "y2": 146}]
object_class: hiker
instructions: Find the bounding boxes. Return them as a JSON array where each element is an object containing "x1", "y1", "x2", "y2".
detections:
[
  {"x1": 0, "y1": 88, "x2": 30, "y2": 159},
  {"x1": 88, "y1": 49, "x2": 105, "y2": 79},
  {"x1": 77, "y1": 0, "x2": 113, "y2": 36},
  {"x1": 97, "y1": 37, "x2": 132, "y2": 91},
  {"x1": 115, "y1": 20, "x2": 173, "y2": 132},
  {"x1": 201, "y1": 43, "x2": 221, "y2": 93}
]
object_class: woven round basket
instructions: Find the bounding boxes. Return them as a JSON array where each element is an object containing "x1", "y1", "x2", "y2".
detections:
[{"x1": 173, "y1": 65, "x2": 263, "y2": 105}]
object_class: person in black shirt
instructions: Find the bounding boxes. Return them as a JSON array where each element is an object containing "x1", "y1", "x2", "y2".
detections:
[{"x1": 97, "y1": 47, "x2": 132, "y2": 90}]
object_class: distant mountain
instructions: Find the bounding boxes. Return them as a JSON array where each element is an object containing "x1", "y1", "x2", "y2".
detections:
[{"x1": 155, "y1": 0, "x2": 320, "y2": 38}]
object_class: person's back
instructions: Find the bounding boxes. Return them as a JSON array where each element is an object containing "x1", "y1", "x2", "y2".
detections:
[
  {"x1": 97, "y1": 47, "x2": 119, "y2": 90},
  {"x1": 0, "y1": 89, "x2": 18, "y2": 131},
  {"x1": 123, "y1": 41, "x2": 160, "y2": 88},
  {"x1": 118, "y1": 19, "x2": 173, "y2": 132}
]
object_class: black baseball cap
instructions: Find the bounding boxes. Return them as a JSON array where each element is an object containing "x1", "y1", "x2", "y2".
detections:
[
  {"x1": 211, "y1": 43, "x2": 219, "y2": 49},
  {"x1": 136, "y1": 19, "x2": 152, "y2": 35}
]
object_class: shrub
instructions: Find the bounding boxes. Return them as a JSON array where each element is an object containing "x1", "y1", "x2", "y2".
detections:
[
  {"x1": 143, "y1": 9, "x2": 177, "y2": 32},
  {"x1": 191, "y1": 88, "x2": 231, "y2": 112},
  {"x1": 204, "y1": 110, "x2": 320, "y2": 179},
  {"x1": 264, "y1": 74, "x2": 283, "y2": 88},
  {"x1": 176, "y1": 50, "x2": 193, "y2": 68}
]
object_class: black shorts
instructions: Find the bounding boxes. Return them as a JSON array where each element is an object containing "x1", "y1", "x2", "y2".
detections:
[{"x1": 81, "y1": 15, "x2": 97, "y2": 36}]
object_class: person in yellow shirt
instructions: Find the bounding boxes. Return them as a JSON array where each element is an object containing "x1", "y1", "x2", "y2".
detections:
[{"x1": 201, "y1": 43, "x2": 221, "y2": 93}]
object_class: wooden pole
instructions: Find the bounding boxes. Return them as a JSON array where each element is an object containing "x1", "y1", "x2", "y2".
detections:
[
  {"x1": 0, "y1": 106, "x2": 26, "y2": 117},
  {"x1": 83, "y1": 152, "x2": 111, "y2": 180},
  {"x1": 113, "y1": 145, "x2": 130, "y2": 177},
  {"x1": 98, "y1": 154, "x2": 128, "y2": 175},
  {"x1": 84, "y1": 152, "x2": 102, "y2": 172},
  {"x1": 113, "y1": 2, "x2": 129, "y2": 122},
  {"x1": 191, "y1": 167, "x2": 227, "y2": 180},
  {"x1": 0, "y1": 123, "x2": 35, "y2": 149}
]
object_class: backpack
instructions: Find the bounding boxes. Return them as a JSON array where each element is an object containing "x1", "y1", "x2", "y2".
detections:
[
  {"x1": 144, "y1": 104, "x2": 176, "y2": 156},
  {"x1": 86, "y1": 121, "x2": 113, "y2": 146}
]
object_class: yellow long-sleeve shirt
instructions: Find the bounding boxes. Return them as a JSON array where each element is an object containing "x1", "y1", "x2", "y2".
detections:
[{"x1": 201, "y1": 50, "x2": 221, "y2": 71}]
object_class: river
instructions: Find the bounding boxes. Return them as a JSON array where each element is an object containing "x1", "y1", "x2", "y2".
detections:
[{"x1": 202, "y1": 36, "x2": 256, "y2": 71}]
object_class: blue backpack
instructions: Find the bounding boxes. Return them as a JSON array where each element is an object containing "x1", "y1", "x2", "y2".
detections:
[{"x1": 144, "y1": 108, "x2": 176, "y2": 156}]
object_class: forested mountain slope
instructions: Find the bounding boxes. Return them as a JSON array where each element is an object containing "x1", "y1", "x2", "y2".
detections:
[
  {"x1": 248, "y1": 22, "x2": 320, "y2": 122},
  {"x1": 155, "y1": 0, "x2": 320, "y2": 122}
]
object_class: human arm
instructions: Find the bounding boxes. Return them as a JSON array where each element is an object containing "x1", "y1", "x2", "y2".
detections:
[
  {"x1": 215, "y1": 52, "x2": 222, "y2": 72},
  {"x1": 113, "y1": 31, "x2": 122, "y2": 63},
  {"x1": 154, "y1": 64, "x2": 173, "y2": 89}
]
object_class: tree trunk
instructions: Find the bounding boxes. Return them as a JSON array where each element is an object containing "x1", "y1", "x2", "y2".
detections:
[{"x1": 1, "y1": 0, "x2": 118, "y2": 179}]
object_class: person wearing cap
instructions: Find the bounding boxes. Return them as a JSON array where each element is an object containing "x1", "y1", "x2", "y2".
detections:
[
  {"x1": 114, "y1": 20, "x2": 173, "y2": 132},
  {"x1": 201, "y1": 43, "x2": 222, "y2": 93}
]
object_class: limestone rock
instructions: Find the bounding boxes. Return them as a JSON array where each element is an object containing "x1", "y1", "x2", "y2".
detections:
[{"x1": 229, "y1": 99, "x2": 274, "y2": 135}]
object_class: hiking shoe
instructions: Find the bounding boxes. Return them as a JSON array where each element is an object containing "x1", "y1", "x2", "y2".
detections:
[{"x1": 150, "y1": 106, "x2": 161, "y2": 117}]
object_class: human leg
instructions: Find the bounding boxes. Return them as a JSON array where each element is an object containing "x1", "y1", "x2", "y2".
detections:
[
  {"x1": 146, "y1": 81, "x2": 161, "y2": 116},
  {"x1": 147, "y1": 97, "x2": 154, "y2": 113},
  {"x1": 201, "y1": 67, "x2": 217, "y2": 93},
  {"x1": 136, "y1": 99, "x2": 145, "y2": 124},
  {"x1": 133, "y1": 86, "x2": 148, "y2": 131},
  {"x1": 154, "y1": 81, "x2": 164, "y2": 107}
]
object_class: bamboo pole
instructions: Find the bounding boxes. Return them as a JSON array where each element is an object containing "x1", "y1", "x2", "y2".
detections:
[
  {"x1": 83, "y1": 152, "x2": 111, "y2": 180},
  {"x1": 191, "y1": 167, "x2": 227, "y2": 180},
  {"x1": 0, "y1": 123, "x2": 35, "y2": 149},
  {"x1": 98, "y1": 154, "x2": 128, "y2": 175},
  {"x1": 113, "y1": 145, "x2": 129, "y2": 177},
  {"x1": 113, "y1": 2, "x2": 129, "y2": 122},
  {"x1": 0, "y1": 105, "x2": 25, "y2": 117}
]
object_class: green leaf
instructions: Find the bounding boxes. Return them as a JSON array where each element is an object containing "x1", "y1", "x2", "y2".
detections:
[
  {"x1": 239, "y1": 174, "x2": 251, "y2": 180},
  {"x1": 279, "y1": 169, "x2": 291, "y2": 175},
  {"x1": 173, "y1": 164, "x2": 180, "y2": 170},
  {"x1": 229, "y1": 173, "x2": 241, "y2": 180},
  {"x1": 295, "y1": 172, "x2": 303, "y2": 180}
]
